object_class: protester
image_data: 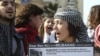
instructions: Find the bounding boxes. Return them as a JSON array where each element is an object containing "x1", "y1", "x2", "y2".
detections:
[
  {"x1": 0, "y1": 0, "x2": 25, "y2": 56},
  {"x1": 87, "y1": 5, "x2": 100, "y2": 42},
  {"x1": 87, "y1": 5, "x2": 100, "y2": 56},
  {"x1": 39, "y1": 15, "x2": 56, "y2": 43},
  {"x1": 53, "y1": 8, "x2": 90, "y2": 43},
  {"x1": 15, "y1": 4, "x2": 43, "y2": 55}
]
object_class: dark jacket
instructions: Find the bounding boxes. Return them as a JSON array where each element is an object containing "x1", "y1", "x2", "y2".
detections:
[
  {"x1": 16, "y1": 24, "x2": 42, "y2": 55},
  {"x1": 0, "y1": 23, "x2": 25, "y2": 56}
]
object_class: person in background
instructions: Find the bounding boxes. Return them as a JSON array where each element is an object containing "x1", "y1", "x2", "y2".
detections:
[
  {"x1": 53, "y1": 8, "x2": 90, "y2": 43},
  {"x1": 88, "y1": 5, "x2": 100, "y2": 56},
  {"x1": 15, "y1": 4, "x2": 43, "y2": 55},
  {"x1": 0, "y1": 0, "x2": 25, "y2": 56},
  {"x1": 87, "y1": 5, "x2": 100, "y2": 42},
  {"x1": 39, "y1": 15, "x2": 57, "y2": 43}
]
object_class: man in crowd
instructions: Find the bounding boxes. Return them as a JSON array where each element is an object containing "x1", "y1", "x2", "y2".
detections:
[{"x1": 0, "y1": 0, "x2": 25, "y2": 56}]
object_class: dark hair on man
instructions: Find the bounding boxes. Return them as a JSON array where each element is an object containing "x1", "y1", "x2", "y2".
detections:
[
  {"x1": 15, "y1": 4, "x2": 44, "y2": 27},
  {"x1": 88, "y1": 5, "x2": 100, "y2": 29}
]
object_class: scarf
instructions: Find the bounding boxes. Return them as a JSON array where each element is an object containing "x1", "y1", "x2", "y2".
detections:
[
  {"x1": 16, "y1": 24, "x2": 38, "y2": 55},
  {"x1": 95, "y1": 24, "x2": 100, "y2": 47}
]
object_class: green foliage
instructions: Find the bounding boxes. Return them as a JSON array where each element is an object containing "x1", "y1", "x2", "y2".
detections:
[{"x1": 43, "y1": 2, "x2": 58, "y2": 17}]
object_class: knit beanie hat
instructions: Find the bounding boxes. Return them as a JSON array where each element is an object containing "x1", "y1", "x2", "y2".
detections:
[{"x1": 54, "y1": 8, "x2": 90, "y2": 42}]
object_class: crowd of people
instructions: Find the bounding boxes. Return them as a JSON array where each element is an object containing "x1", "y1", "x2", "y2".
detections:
[{"x1": 0, "y1": 0, "x2": 100, "y2": 56}]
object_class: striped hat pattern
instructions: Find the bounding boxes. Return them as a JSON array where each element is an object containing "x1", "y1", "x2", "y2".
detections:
[
  {"x1": 54, "y1": 8, "x2": 90, "y2": 42},
  {"x1": 54, "y1": 8, "x2": 84, "y2": 27}
]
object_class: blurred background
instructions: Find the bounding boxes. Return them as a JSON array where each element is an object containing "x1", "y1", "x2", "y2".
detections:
[
  {"x1": 15, "y1": 0, "x2": 100, "y2": 26},
  {"x1": 84, "y1": 0, "x2": 100, "y2": 26},
  {"x1": 15, "y1": 0, "x2": 83, "y2": 17}
]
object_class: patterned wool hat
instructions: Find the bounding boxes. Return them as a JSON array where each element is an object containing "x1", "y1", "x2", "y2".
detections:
[
  {"x1": 54, "y1": 8, "x2": 90, "y2": 42},
  {"x1": 54, "y1": 8, "x2": 84, "y2": 27}
]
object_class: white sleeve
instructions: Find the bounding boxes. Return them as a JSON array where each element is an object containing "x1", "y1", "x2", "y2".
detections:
[
  {"x1": 87, "y1": 28, "x2": 94, "y2": 38},
  {"x1": 43, "y1": 32, "x2": 50, "y2": 43},
  {"x1": 49, "y1": 31, "x2": 57, "y2": 43}
]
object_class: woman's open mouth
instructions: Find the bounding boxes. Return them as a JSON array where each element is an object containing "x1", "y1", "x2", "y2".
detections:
[
  {"x1": 47, "y1": 27, "x2": 53, "y2": 30},
  {"x1": 55, "y1": 32, "x2": 60, "y2": 37}
]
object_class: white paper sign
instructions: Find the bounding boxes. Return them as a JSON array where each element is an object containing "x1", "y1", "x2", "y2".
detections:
[{"x1": 29, "y1": 43, "x2": 93, "y2": 56}]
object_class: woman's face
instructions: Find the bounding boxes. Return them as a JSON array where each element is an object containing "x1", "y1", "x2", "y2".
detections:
[
  {"x1": 53, "y1": 18, "x2": 69, "y2": 42},
  {"x1": 44, "y1": 18, "x2": 54, "y2": 34}
]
